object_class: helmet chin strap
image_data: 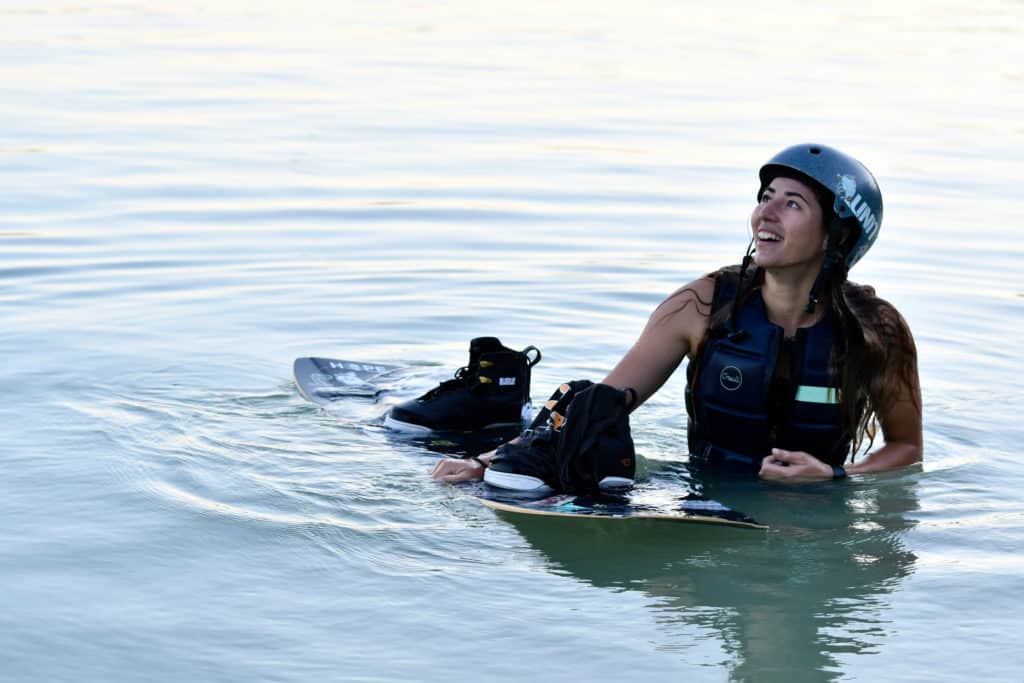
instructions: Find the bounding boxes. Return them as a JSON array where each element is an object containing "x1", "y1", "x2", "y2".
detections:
[{"x1": 804, "y1": 216, "x2": 845, "y2": 314}]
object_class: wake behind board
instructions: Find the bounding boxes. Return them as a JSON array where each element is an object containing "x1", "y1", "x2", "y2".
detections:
[
  {"x1": 293, "y1": 357, "x2": 401, "y2": 405},
  {"x1": 475, "y1": 489, "x2": 767, "y2": 530}
]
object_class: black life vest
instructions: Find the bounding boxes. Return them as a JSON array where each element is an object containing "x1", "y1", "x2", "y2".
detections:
[{"x1": 685, "y1": 276, "x2": 851, "y2": 473}]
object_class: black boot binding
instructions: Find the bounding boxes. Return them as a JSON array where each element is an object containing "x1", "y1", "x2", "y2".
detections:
[
  {"x1": 384, "y1": 337, "x2": 541, "y2": 434},
  {"x1": 485, "y1": 380, "x2": 637, "y2": 494},
  {"x1": 484, "y1": 380, "x2": 592, "y2": 494}
]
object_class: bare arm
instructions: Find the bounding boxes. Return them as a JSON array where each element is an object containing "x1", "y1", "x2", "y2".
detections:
[
  {"x1": 846, "y1": 342, "x2": 923, "y2": 474},
  {"x1": 602, "y1": 277, "x2": 714, "y2": 408}
]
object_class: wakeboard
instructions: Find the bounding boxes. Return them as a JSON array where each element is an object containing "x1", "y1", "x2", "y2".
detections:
[
  {"x1": 293, "y1": 357, "x2": 401, "y2": 404},
  {"x1": 293, "y1": 356, "x2": 767, "y2": 529},
  {"x1": 474, "y1": 489, "x2": 767, "y2": 530}
]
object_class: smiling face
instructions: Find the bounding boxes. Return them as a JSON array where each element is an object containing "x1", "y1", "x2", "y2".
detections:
[{"x1": 750, "y1": 176, "x2": 828, "y2": 273}]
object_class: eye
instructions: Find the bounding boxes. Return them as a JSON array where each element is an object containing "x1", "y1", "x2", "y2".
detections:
[
  {"x1": 787, "y1": 199, "x2": 801, "y2": 209},
  {"x1": 759, "y1": 192, "x2": 771, "y2": 203}
]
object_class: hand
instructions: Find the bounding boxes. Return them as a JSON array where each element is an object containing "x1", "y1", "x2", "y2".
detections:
[
  {"x1": 431, "y1": 457, "x2": 486, "y2": 484},
  {"x1": 759, "y1": 448, "x2": 833, "y2": 483}
]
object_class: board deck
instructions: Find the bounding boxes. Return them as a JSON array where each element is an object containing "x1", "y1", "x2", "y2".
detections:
[
  {"x1": 293, "y1": 357, "x2": 401, "y2": 404},
  {"x1": 475, "y1": 490, "x2": 767, "y2": 530}
]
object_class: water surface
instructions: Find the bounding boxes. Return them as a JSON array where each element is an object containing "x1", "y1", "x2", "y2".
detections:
[{"x1": 2, "y1": 1, "x2": 1023, "y2": 681}]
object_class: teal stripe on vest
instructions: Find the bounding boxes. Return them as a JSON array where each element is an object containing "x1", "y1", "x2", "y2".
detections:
[{"x1": 795, "y1": 385, "x2": 839, "y2": 404}]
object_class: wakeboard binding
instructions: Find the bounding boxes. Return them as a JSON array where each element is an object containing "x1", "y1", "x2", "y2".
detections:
[{"x1": 384, "y1": 337, "x2": 541, "y2": 434}]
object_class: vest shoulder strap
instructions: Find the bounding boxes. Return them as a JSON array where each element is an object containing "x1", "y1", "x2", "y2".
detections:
[{"x1": 710, "y1": 269, "x2": 741, "y2": 316}]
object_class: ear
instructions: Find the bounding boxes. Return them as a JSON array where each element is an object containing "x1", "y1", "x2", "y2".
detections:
[
  {"x1": 840, "y1": 225, "x2": 853, "y2": 249},
  {"x1": 823, "y1": 219, "x2": 853, "y2": 253}
]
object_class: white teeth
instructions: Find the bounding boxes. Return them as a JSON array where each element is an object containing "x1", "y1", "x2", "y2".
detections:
[{"x1": 757, "y1": 231, "x2": 781, "y2": 241}]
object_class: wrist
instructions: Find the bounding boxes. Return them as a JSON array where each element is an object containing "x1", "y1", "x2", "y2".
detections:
[
  {"x1": 831, "y1": 464, "x2": 847, "y2": 481},
  {"x1": 471, "y1": 455, "x2": 487, "y2": 479}
]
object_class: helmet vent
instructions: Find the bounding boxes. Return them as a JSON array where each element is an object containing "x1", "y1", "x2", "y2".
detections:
[{"x1": 809, "y1": 146, "x2": 822, "y2": 155}]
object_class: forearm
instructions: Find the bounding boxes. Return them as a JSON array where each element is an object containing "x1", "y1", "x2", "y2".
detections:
[
  {"x1": 845, "y1": 440, "x2": 922, "y2": 475},
  {"x1": 601, "y1": 350, "x2": 682, "y2": 412}
]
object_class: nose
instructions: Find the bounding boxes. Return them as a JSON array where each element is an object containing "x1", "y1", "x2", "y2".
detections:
[{"x1": 755, "y1": 196, "x2": 781, "y2": 223}]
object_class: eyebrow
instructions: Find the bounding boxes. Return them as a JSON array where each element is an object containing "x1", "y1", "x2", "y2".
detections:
[{"x1": 765, "y1": 186, "x2": 810, "y2": 204}]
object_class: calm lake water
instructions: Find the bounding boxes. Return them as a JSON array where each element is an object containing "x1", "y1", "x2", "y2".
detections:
[{"x1": 2, "y1": 1, "x2": 1023, "y2": 681}]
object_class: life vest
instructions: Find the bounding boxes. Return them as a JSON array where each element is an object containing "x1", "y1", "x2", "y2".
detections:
[{"x1": 685, "y1": 276, "x2": 851, "y2": 473}]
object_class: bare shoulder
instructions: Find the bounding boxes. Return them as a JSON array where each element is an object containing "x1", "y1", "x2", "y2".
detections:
[
  {"x1": 670, "y1": 275, "x2": 716, "y2": 303},
  {"x1": 647, "y1": 274, "x2": 717, "y2": 351},
  {"x1": 651, "y1": 275, "x2": 715, "y2": 318}
]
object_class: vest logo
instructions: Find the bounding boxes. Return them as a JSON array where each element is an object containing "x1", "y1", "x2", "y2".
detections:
[{"x1": 720, "y1": 365, "x2": 743, "y2": 391}]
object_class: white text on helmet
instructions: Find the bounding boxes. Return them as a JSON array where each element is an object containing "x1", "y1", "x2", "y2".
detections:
[{"x1": 844, "y1": 191, "x2": 879, "y2": 240}]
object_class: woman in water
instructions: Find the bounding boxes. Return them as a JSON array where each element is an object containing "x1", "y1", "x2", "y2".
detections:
[{"x1": 431, "y1": 143, "x2": 922, "y2": 486}]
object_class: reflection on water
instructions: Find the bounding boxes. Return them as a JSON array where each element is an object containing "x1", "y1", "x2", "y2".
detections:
[{"x1": 497, "y1": 474, "x2": 919, "y2": 681}]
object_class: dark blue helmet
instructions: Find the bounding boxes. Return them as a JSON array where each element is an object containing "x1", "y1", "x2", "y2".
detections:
[{"x1": 758, "y1": 143, "x2": 883, "y2": 269}]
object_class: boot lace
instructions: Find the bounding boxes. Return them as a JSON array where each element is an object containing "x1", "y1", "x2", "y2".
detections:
[{"x1": 421, "y1": 361, "x2": 493, "y2": 400}]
